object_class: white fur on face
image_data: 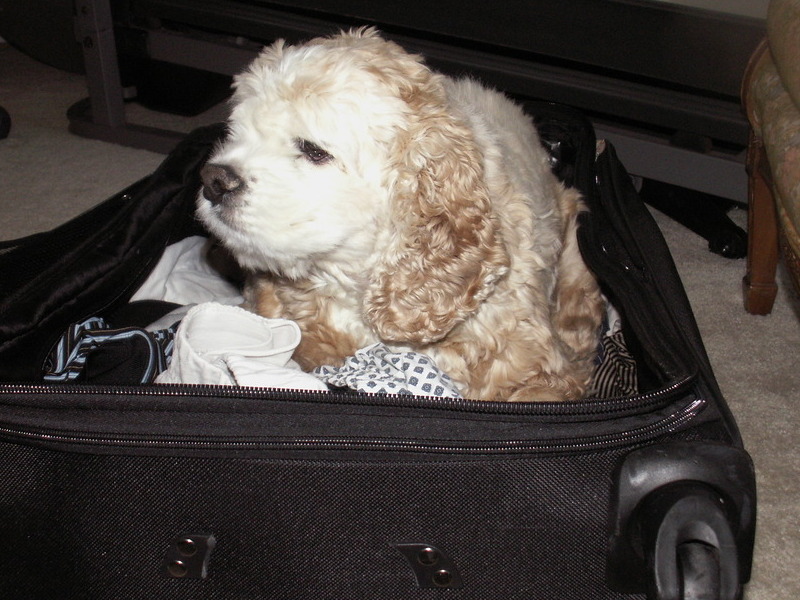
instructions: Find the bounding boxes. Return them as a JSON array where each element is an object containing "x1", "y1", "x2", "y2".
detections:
[{"x1": 197, "y1": 40, "x2": 408, "y2": 279}]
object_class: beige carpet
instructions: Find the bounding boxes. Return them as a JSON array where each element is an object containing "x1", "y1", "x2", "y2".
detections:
[{"x1": 2, "y1": 42, "x2": 799, "y2": 598}]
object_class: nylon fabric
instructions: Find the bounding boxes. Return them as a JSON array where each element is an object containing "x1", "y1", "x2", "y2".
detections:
[{"x1": 0, "y1": 438, "x2": 657, "y2": 600}]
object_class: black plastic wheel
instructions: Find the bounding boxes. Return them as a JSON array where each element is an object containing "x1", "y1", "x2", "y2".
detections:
[{"x1": 678, "y1": 541, "x2": 721, "y2": 600}]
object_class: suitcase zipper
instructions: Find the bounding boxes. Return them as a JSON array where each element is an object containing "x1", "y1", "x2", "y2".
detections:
[
  {"x1": 0, "y1": 374, "x2": 693, "y2": 416},
  {"x1": 0, "y1": 388, "x2": 705, "y2": 455}
]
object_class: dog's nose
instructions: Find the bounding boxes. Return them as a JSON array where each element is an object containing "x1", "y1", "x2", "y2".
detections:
[{"x1": 200, "y1": 163, "x2": 244, "y2": 205}]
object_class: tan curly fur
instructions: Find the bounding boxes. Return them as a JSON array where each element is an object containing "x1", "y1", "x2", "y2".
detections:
[{"x1": 197, "y1": 28, "x2": 605, "y2": 401}]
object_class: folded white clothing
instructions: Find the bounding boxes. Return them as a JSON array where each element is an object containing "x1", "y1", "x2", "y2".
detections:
[
  {"x1": 155, "y1": 303, "x2": 328, "y2": 391},
  {"x1": 223, "y1": 356, "x2": 329, "y2": 390},
  {"x1": 131, "y1": 236, "x2": 244, "y2": 307}
]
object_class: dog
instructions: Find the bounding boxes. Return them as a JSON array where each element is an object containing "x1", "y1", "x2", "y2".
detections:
[{"x1": 197, "y1": 28, "x2": 604, "y2": 401}]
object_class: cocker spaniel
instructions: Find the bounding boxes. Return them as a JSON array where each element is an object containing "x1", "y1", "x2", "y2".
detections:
[{"x1": 197, "y1": 28, "x2": 604, "y2": 401}]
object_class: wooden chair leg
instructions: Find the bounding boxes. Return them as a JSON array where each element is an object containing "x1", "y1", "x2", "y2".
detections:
[{"x1": 743, "y1": 136, "x2": 779, "y2": 314}]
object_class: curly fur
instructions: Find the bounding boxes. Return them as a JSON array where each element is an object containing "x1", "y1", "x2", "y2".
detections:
[{"x1": 197, "y1": 28, "x2": 605, "y2": 401}]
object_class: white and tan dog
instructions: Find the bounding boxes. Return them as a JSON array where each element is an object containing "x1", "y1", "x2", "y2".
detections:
[{"x1": 197, "y1": 28, "x2": 604, "y2": 401}]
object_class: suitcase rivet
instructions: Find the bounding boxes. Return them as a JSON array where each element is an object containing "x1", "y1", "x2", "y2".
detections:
[
  {"x1": 417, "y1": 547, "x2": 440, "y2": 566},
  {"x1": 394, "y1": 543, "x2": 463, "y2": 589},
  {"x1": 432, "y1": 569, "x2": 453, "y2": 587},
  {"x1": 177, "y1": 538, "x2": 197, "y2": 557},
  {"x1": 162, "y1": 534, "x2": 216, "y2": 579},
  {"x1": 167, "y1": 560, "x2": 188, "y2": 578}
]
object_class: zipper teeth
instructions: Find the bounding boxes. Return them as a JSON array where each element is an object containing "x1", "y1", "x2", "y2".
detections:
[
  {"x1": 0, "y1": 398, "x2": 705, "y2": 454},
  {"x1": 0, "y1": 376, "x2": 692, "y2": 417}
]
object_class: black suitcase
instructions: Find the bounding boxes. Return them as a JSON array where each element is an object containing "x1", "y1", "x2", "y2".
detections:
[{"x1": 0, "y1": 107, "x2": 756, "y2": 600}]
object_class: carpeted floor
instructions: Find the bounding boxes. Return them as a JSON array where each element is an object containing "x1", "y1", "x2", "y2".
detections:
[{"x1": 1, "y1": 42, "x2": 799, "y2": 598}]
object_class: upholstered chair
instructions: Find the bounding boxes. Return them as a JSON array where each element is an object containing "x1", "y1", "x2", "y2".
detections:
[{"x1": 742, "y1": 0, "x2": 800, "y2": 314}]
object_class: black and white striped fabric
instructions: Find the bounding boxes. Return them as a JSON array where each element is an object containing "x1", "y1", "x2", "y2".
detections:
[
  {"x1": 587, "y1": 329, "x2": 638, "y2": 399},
  {"x1": 44, "y1": 317, "x2": 177, "y2": 384}
]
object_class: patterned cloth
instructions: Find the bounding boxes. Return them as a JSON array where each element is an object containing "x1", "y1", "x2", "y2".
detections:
[
  {"x1": 750, "y1": 48, "x2": 800, "y2": 262},
  {"x1": 748, "y1": 1, "x2": 800, "y2": 287},
  {"x1": 587, "y1": 330, "x2": 638, "y2": 399},
  {"x1": 44, "y1": 317, "x2": 177, "y2": 384},
  {"x1": 314, "y1": 343, "x2": 463, "y2": 399},
  {"x1": 44, "y1": 313, "x2": 637, "y2": 399}
]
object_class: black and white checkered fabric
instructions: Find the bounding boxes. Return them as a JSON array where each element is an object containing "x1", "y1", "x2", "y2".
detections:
[{"x1": 313, "y1": 343, "x2": 463, "y2": 398}]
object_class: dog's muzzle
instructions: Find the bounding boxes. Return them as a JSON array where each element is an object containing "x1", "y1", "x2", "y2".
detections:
[{"x1": 200, "y1": 164, "x2": 245, "y2": 205}]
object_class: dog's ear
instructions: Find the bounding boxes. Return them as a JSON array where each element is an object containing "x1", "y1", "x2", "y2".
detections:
[{"x1": 364, "y1": 77, "x2": 509, "y2": 345}]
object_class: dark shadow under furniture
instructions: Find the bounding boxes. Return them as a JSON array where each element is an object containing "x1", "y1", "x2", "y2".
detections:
[
  {"x1": 0, "y1": 106, "x2": 10, "y2": 140},
  {"x1": 71, "y1": 0, "x2": 764, "y2": 206}
]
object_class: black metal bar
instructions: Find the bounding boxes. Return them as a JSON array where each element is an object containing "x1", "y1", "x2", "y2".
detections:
[
  {"x1": 69, "y1": 0, "x2": 186, "y2": 152},
  {"x1": 73, "y1": 0, "x2": 126, "y2": 128}
]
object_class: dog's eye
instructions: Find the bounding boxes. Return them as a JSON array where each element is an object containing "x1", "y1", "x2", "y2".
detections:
[{"x1": 297, "y1": 139, "x2": 333, "y2": 165}]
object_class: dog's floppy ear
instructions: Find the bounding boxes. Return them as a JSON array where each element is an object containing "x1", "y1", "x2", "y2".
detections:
[{"x1": 364, "y1": 75, "x2": 509, "y2": 345}]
